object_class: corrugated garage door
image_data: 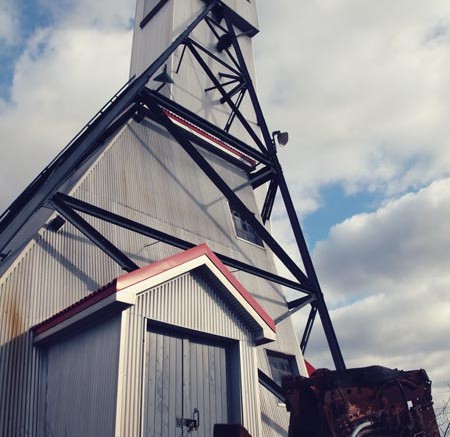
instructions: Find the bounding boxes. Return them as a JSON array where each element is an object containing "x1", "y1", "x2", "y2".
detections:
[{"x1": 144, "y1": 326, "x2": 230, "y2": 437}]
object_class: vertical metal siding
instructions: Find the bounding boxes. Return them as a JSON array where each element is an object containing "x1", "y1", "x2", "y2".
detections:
[
  {"x1": 189, "y1": 339, "x2": 229, "y2": 437},
  {"x1": 130, "y1": 0, "x2": 173, "y2": 79},
  {"x1": 1, "y1": 1, "x2": 299, "y2": 434},
  {"x1": 44, "y1": 315, "x2": 121, "y2": 437},
  {"x1": 1, "y1": 116, "x2": 304, "y2": 436},
  {"x1": 144, "y1": 330, "x2": 183, "y2": 437},
  {"x1": 117, "y1": 271, "x2": 262, "y2": 437},
  {"x1": 221, "y1": 0, "x2": 258, "y2": 28},
  {"x1": 144, "y1": 329, "x2": 229, "y2": 437}
]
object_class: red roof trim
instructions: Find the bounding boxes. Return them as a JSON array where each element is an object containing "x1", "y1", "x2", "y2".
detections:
[
  {"x1": 33, "y1": 244, "x2": 276, "y2": 337},
  {"x1": 201, "y1": 246, "x2": 276, "y2": 332},
  {"x1": 305, "y1": 359, "x2": 316, "y2": 377},
  {"x1": 32, "y1": 281, "x2": 117, "y2": 336},
  {"x1": 117, "y1": 244, "x2": 276, "y2": 332}
]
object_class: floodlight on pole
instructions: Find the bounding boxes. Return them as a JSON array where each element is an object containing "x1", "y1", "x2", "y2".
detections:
[
  {"x1": 272, "y1": 130, "x2": 289, "y2": 148},
  {"x1": 153, "y1": 65, "x2": 174, "y2": 84}
]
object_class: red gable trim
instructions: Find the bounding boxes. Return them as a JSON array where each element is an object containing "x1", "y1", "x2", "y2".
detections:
[
  {"x1": 32, "y1": 281, "x2": 117, "y2": 336},
  {"x1": 117, "y1": 244, "x2": 276, "y2": 332},
  {"x1": 33, "y1": 244, "x2": 276, "y2": 338},
  {"x1": 305, "y1": 359, "x2": 316, "y2": 377}
]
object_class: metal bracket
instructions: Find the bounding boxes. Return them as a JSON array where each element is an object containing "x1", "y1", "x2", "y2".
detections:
[{"x1": 176, "y1": 408, "x2": 200, "y2": 433}]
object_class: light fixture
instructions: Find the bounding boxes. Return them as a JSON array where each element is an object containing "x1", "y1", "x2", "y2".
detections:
[
  {"x1": 153, "y1": 65, "x2": 174, "y2": 84},
  {"x1": 272, "y1": 130, "x2": 289, "y2": 148}
]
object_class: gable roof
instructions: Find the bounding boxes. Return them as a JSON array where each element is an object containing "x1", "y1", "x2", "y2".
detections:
[{"x1": 33, "y1": 244, "x2": 276, "y2": 344}]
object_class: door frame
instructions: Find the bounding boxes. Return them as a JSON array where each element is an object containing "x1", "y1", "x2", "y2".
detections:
[{"x1": 140, "y1": 319, "x2": 243, "y2": 436}]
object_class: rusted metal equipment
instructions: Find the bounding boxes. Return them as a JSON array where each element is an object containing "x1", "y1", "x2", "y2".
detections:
[{"x1": 283, "y1": 365, "x2": 440, "y2": 437}]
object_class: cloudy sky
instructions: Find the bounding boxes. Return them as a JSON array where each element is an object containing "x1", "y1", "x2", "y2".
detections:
[{"x1": 1, "y1": 0, "x2": 449, "y2": 407}]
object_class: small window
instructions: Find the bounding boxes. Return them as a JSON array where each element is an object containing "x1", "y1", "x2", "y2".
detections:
[
  {"x1": 267, "y1": 351, "x2": 299, "y2": 387},
  {"x1": 230, "y1": 206, "x2": 264, "y2": 247},
  {"x1": 140, "y1": 0, "x2": 169, "y2": 28}
]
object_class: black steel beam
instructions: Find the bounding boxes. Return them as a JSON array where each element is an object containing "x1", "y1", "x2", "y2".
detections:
[
  {"x1": 0, "y1": 0, "x2": 220, "y2": 254},
  {"x1": 51, "y1": 195, "x2": 138, "y2": 272},
  {"x1": 205, "y1": 15, "x2": 228, "y2": 36},
  {"x1": 258, "y1": 369, "x2": 286, "y2": 403},
  {"x1": 187, "y1": 38, "x2": 241, "y2": 77},
  {"x1": 205, "y1": 78, "x2": 239, "y2": 92},
  {"x1": 287, "y1": 295, "x2": 316, "y2": 310},
  {"x1": 275, "y1": 160, "x2": 345, "y2": 370},
  {"x1": 201, "y1": 0, "x2": 259, "y2": 38},
  {"x1": 224, "y1": 89, "x2": 245, "y2": 132},
  {"x1": 300, "y1": 305, "x2": 318, "y2": 354},
  {"x1": 220, "y1": 82, "x2": 246, "y2": 104},
  {"x1": 204, "y1": 15, "x2": 250, "y2": 72},
  {"x1": 250, "y1": 166, "x2": 275, "y2": 189},
  {"x1": 143, "y1": 90, "x2": 272, "y2": 167},
  {"x1": 185, "y1": 40, "x2": 268, "y2": 154},
  {"x1": 215, "y1": 7, "x2": 346, "y2": 370},
  {"x1": 145, "y1": 96, "x2": 312, "y2": 286},
  {"x1": 218, "y1": 72, "x2": 240, "y2": 80},
  {"x1": 274, "y1": 295, "x2": 316, "y2": 325},
  {"x1": 261, "y1": 179, "x2": 278, "y2": 224},
  {"x1": 223, "y1": 14, "x2": 276, "y2": 154},
  {"x1": 136, "y1": 105, "x2": 251, "y2": 171},
  {"x1": 53, "y1": 193, "x2": 316, "y2": 295},
  {"x1": 175, "y1": 44, "x2": 187, "y2": 74},
  {"x1": 139, "y1": 0, "x2": 169, "y2": 28}
]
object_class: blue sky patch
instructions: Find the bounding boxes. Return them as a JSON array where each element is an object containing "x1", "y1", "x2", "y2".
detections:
[
  {"x1": 302, "y1": 183, "x2": 377, "y2": 249},
  {"x1": 0, "y1": 0, "x2": 55, "y2": 100}
]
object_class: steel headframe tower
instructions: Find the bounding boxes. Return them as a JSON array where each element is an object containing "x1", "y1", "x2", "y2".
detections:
[
  {"x1": 0, "y1": 0, "x2": 344, "y2": 370},
  {"x1": 0, "y1": 1, "x2": 345, "y2": 435}
]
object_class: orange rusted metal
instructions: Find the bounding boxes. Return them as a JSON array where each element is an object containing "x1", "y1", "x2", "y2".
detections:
[{"x1": 283, "y1": 365, "x2": 440, "y2": 437}]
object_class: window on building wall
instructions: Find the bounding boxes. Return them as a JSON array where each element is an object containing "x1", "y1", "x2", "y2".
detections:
[
  {"x1": 140, "y1": 0, "x2": 169, "y2": 28},
  {"x1": 230, "y1": 205, "x2": 264, "y2": 247},
  {"x1": 267, "y1": 350, "x2": 299, "y2": 387}
]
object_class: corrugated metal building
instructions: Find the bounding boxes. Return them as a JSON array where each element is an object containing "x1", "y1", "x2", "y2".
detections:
[{"x1": 0, "y1": 0, "x2": 342, "y2": 436}]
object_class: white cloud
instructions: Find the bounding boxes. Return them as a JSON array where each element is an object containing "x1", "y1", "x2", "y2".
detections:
[
  {"x1": 0, "y1": 1, "x2": 19, "y2": 44},
  {"x1": 314, "y1": 178, "x2": 450, "y2": 304},
  {"x1": 256, "y1": 0, "x2": 450, "y2": 212},
  {"x1": 0, "y1": 0, "x2": 134, "y2": 211},
  {"x1": 298, "y1": 179, "x2": 450, "y2": 404},
  {"x1": 38, "y1": 0, "x2": 135, "y2": 30},
  {"x1": 0, "y1": 0, "x2": 448, "y2": 410}
]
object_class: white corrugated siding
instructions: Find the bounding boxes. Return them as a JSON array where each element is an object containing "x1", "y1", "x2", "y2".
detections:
[
  {"x1": 117, "y1": 271, "x2": 262, "y2": 437},
  {"x1": 0, "y1": 114, "x2": 305, "y2": 435},
  {"x1": 43, "y1": 315, "x2": 121, "y2": 437},
  {"x1": 129, "y1": 0, "x2": 173, "y2": 81},
  {"x1": 0, "y1": 222, "x2": 124, "y2": 436}
]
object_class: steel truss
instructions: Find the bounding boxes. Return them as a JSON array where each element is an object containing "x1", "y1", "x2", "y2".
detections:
[{"x1": 0, "y1": 0, "x2": 345, "y2": 399}]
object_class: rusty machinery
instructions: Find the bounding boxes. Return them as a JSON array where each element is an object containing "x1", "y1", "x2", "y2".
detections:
[{"x1": 283, "y1": 366, "x2": 440, "y2": 437}]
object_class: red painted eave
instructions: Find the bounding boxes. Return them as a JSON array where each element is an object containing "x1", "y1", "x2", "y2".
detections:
[
  {"x1": 116, "y1": 244, "x2": 276, "y2": 332},
  {"x1": 32, "y1": 244, "x2": 276, "y2": 337},
  {"x1": 32, "y1": 281, "x2": 117, "y2": 336}
]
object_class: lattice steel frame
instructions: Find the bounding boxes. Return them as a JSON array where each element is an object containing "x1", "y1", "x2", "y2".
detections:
[{"x1": 0, "y1": 1, "x2": 345, "y2": 393}]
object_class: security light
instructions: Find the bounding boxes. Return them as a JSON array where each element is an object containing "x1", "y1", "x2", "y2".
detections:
[
  {"x1": 272, "y1": 130, "x2": 289, "y2": 147},
  {"x1": 153, "y1": 65, "x2": 174, "y2": 84}
]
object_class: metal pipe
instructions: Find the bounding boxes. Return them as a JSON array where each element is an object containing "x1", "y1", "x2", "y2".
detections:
[{"x1": 350, "y1": 421, "x2": 373, "y2": 437}]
